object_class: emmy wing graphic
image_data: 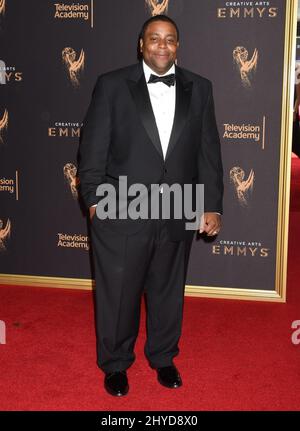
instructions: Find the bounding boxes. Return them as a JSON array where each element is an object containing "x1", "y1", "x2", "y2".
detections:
[
  {"x1": 0, "y1": 109, "x2": 8, "y2": 144},
  {"x1": 0, "y1": 0, "x2": 5, "y2": 16},
  {"x1": 0, "y1": 219, "x2": 11, "y2": 251},
  {"x1": 145, "y1": 0, "x2": 169, "y2": 16}
]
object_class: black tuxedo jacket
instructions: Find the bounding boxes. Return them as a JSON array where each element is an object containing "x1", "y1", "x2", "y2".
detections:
[{"x1": 78, "y1": 62, "x2": 223, "y2": 240}]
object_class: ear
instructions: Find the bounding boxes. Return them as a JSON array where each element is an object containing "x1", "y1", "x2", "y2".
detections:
[{"x1": 139, "y1": 38, "x2": 143, "y2": 52}]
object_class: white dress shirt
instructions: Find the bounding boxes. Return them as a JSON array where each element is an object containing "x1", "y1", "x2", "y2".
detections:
[{"x1": 143, "y1": 60, "x2": 176, "y2": 160}]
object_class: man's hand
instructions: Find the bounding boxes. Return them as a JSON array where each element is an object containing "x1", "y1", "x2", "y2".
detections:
[
  {"x1": 199, "y1": 212, "x2": 221, "y2": 236},
  {"x1": 89, "y1": 206, "x2": 96, "y2": 221}
]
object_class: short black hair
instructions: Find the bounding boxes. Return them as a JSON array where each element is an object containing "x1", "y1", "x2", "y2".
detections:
[{"x1": 139, "y1": 14, "x2": 180, "y2": 42}]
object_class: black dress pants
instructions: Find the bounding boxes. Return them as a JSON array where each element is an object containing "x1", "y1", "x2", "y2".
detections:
[{"x1": 90, "y1": 215, "x2": 195, "y2": 373}]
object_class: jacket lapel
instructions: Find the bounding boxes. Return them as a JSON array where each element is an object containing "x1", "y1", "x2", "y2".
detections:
[
  {"x1": 126, "y1": 63, "x2": 193, "y2": 161},
  {"x1": 165, "y1": 67, "x2": 193, "y2": 160},
  {"x1": 127, "y1": 65, "x2": 163, "y2": 158}
]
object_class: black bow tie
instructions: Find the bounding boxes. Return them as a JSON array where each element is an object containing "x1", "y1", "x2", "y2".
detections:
[{"x1": 148, "y1": 73, "x2": 175, "y2": 87}]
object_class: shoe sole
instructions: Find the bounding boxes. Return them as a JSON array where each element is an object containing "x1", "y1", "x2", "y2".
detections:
[
  {"x1": 157, "y1": 377, "x2": 183, "y2": 389},
  {"x1": 104, "y1": 384, "x2": 129, "y2": 397}
]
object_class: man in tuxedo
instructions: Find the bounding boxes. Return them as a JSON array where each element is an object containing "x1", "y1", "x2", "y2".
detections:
[{"x1": 78, "y1": 15, "x2": 223, "y2": 396}]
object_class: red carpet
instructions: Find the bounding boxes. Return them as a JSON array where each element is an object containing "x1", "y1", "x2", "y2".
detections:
[
  {"x1": 0, "y1": 158, "x2": 299, "y2": 411},
  {"x1": 290, "y1": 157, "x2": 300, "y2": 212}
]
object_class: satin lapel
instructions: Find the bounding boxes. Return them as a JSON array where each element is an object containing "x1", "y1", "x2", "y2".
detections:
[
  {"x1": 127, "y1": 73, "x2": 164, "y2": 159},
  {"x1": 165, "y1": 71, "x2": 193, "y2": 161}
]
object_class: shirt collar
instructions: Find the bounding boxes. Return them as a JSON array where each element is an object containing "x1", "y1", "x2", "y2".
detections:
[{"x1": 143, "y1": 60, "x2": 175, "y2": 83}]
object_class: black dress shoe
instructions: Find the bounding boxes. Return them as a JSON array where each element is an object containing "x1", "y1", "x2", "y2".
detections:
[
  {"x1": 104, "y1": 371, "x2": 129, "y2": 396},
  {"x1": 156, "y1": 365, "x2": 182, "y2": 388}
]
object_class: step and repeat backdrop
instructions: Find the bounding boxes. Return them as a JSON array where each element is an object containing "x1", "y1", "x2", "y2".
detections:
[{"x1": 0, "y1": 0, "x2": 296, "y2": 301}]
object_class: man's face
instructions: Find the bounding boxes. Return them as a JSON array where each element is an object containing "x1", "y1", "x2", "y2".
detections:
[{"x1": 140, "y1": 20, "x2": 179, "y2": 75}]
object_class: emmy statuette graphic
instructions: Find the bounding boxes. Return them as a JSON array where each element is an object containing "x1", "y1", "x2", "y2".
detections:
[{"x1": 233, "y1": 46, "x2": 258, "y2": 87}]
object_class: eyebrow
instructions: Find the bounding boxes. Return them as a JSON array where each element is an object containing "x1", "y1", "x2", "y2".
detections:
[{"x1": 148, "y1": 32, "x2": 176, "y2": 37}]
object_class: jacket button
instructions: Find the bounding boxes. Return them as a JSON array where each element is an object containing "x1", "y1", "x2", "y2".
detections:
[{"x1": 164, "y1": 168, "x2": 167, "y2": 173}]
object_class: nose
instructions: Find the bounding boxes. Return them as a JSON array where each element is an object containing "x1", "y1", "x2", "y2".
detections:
[{"x1": 158, "y1": 39, "x2": 167, "y2": 49}]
